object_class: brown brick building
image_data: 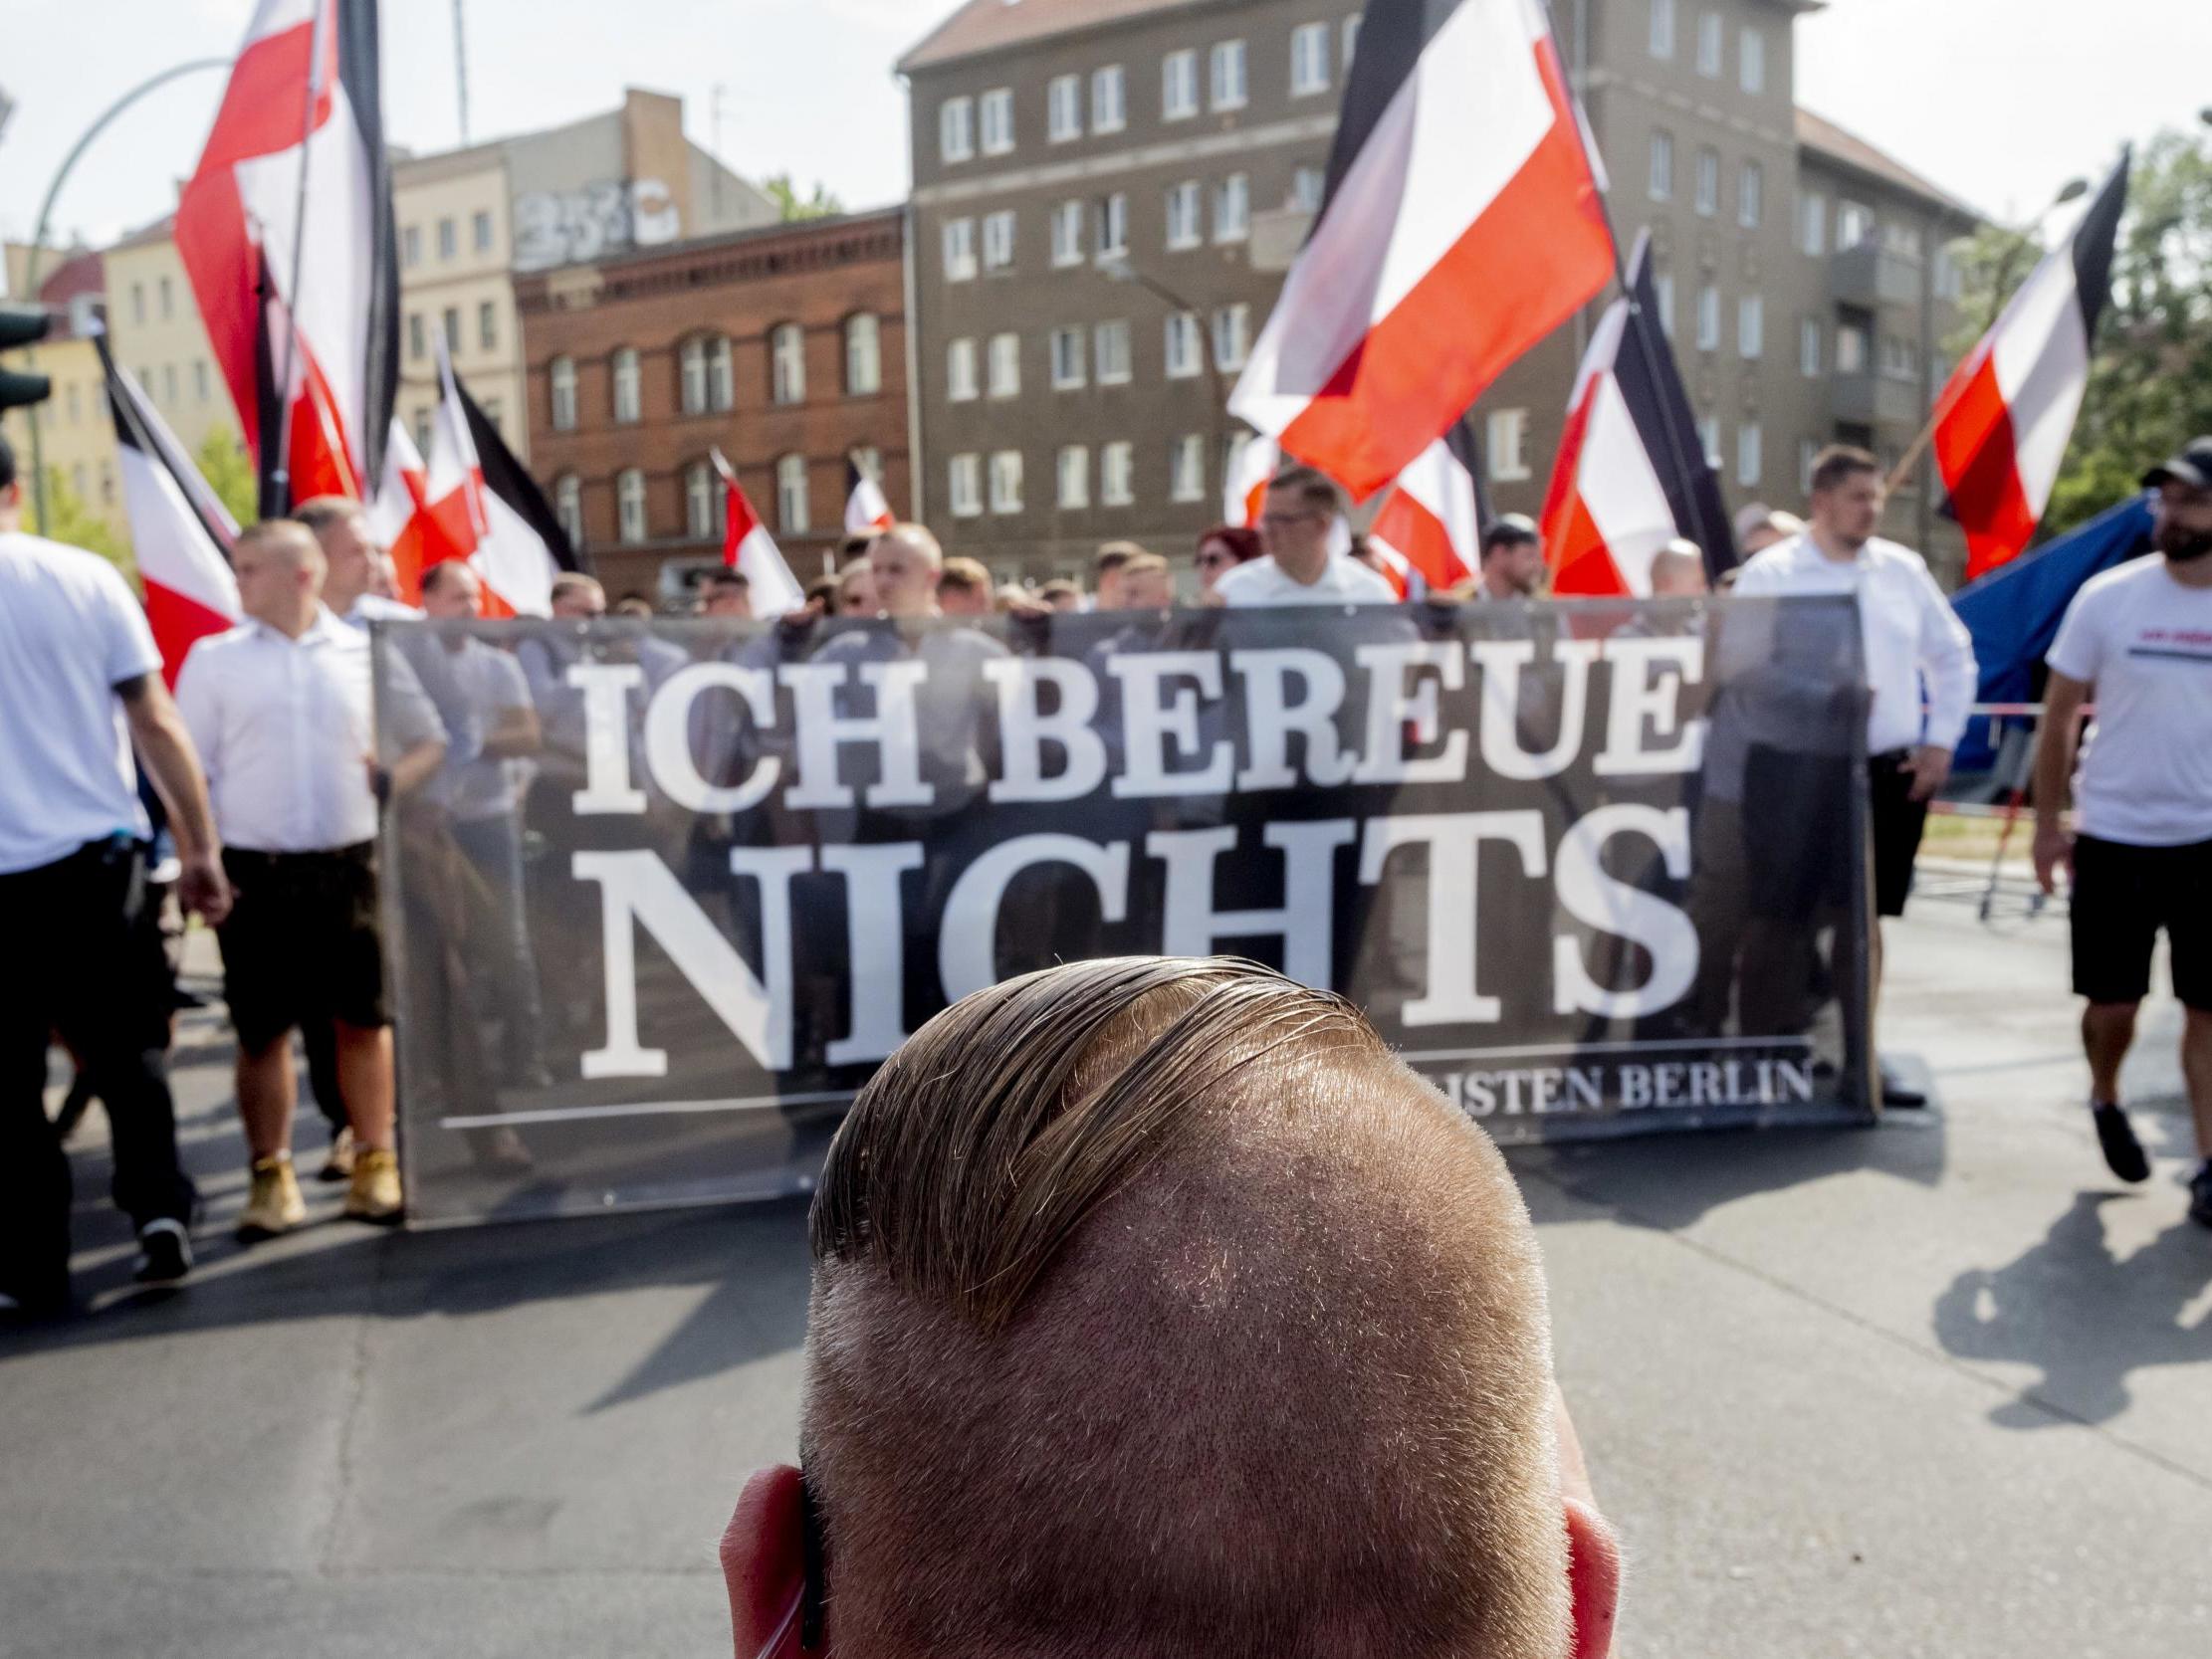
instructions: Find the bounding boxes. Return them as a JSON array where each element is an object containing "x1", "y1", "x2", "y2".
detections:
[{"x1": 516, "y1": 208, "x2": 909, "y2": 602}]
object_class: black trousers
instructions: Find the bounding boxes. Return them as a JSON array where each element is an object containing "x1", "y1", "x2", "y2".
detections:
[{"x1": 0, "y1": 840, "x2": 197, "y2": 1307}]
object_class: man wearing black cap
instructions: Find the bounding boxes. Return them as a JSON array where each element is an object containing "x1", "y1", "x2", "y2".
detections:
[{"x1": 2033, "y1": 438, "x2": 2212, "y2": 1227}]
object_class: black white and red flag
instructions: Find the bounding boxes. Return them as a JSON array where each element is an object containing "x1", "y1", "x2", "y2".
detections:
[
  {"x1": 844, "y1": 456, "x2": 894, "y2": 536},
  {"x1": 1230, "y1": 0, "x2": 1615, "y2": 501},
  {"x1": 96, "y1": 333, "x2": 242, "y2": 686},
  {"x1": 1541, "y1": 231, "x2": 1734, "y2": 596},
  {"x1": 175, "y1": 0, "x2": 398, "y2": 512},
  {"x1": 1931, "y1": 152, "x2": 2128, "y2": 582},
  {"x1": 714, "y1": 450, "x2": 806, "y2": 616},
  {"x1": 1368, "y1": 416, "x2": 1490, "y2": 595}
]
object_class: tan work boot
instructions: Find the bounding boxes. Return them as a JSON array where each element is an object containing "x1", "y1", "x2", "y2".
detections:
[
  {"x1": 343, "y1": 1146, "x2": 404, "y2": 1225},
  {"x1": 237, "y1": 1155, "x2": 308, "y2": 1240},
  {"x1": 318, "y1": 1126, "x2": 356, "y2": 1182}
]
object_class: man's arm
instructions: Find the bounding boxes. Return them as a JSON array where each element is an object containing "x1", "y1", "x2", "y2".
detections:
[
  {"x1": 1904, "y1": 566, "x2": 1978, "y2": 802},
  {"x1": 118, "y1": 674, "x2": 231, "y2": 925},
  {"x1": 2031, "y1": 671, "x2": 2091, "y2": 896},
  {"x1": 386, "y1": 736, "x2": 449, "y2": 799},
  {"x1": 482, "y1": 700, "x2": 542, "y2": 759}
]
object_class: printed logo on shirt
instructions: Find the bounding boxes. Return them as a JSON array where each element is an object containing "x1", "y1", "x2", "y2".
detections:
[{"x1": 2126, "y1": 626, "x2": 2212, "y2": 665}]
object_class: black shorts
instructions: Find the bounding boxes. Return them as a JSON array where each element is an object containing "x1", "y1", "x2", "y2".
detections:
[
  {"x1": 1867, "y1": 749, "x2": 1931, "y2": 920},
  {"x1": 2070, "y1": 834, "x2": 2212, "y2": 1010},
  {"x1": 217, "y1": 845, "x2": 389, "y2": 1050}
]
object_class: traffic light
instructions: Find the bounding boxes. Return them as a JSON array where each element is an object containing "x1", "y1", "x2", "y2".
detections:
[{"x1": 0, "y1": 301, "x2": 54, "y2": 414}]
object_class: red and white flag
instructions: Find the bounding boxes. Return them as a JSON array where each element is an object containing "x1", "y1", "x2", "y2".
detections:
[
  {"x1": 175, "y1": 0, "x2": 398, "y2": 511},
  {"x1": 843, "y1": 456, "x2": 894, "y2": 535},
  {"x1": 1229, "y1": 0, "x2": 1614, "y2": 501},
  {"x1": 1369, "y1": 418, "x2": 1488, "y2": 595},
  {"x1": 1932, "y1": 153, "x2": 2128, "y2": 582},
  {"x1": 1223, "y1": 432, "x2": 1279, "y2": 528},
  {"x1": 714, "y1": 450, "x2": 805, "y2": 617},
  {"x1": 96, "y1": 334, "x2": 241, "y2": 685}
]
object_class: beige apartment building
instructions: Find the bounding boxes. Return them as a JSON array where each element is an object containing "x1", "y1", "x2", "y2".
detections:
[
  {"x1": 2, "y1": 244, "x2": 127, "y2": 540},
  {"x1": 103, "y1": 222, "x2": 241, "y2": 466}
]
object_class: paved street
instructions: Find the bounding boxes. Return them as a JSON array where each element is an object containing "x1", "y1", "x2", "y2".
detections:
[{"x1": 3, "y1": 899, "x2": 2208, "y2": 1658}]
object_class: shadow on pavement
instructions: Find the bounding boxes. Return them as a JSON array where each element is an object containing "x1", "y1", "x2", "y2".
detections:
[{"x1": 1930, "y1": 1190, "x2": 2212, "y2": 1429}]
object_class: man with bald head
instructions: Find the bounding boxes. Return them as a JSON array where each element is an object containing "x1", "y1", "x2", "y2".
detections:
[
  {"x1": 1648, "y1": 539, "x2": 1709, "y2": 598},
  {"x1": 724, "y1": 956, "x2": 1621, "y2": 1658}
]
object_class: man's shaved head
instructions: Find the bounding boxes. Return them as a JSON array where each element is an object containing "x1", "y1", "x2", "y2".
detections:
[{"x1": 796, "y1": 957, "x2": 1576, "y2": 1659}]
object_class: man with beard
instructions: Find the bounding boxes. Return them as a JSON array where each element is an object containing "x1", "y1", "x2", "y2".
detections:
[{"x1": 2034, "y1": 438, "x2": 2212, "y2": 1227}]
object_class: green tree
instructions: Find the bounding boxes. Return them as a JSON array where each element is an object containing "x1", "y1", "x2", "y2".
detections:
[
  {"x1": 194, "y1": 425, "x2": 259, "y2": 526},
  {"x1": 34, "y1": 466, "x2": 132, "y2": 579},
  {"x1": 763, "y1": 173, "x2": 843, "y2": 222},
  {"x1": 1952, "y1": 129, "x2": 2212, "y2": 536}
]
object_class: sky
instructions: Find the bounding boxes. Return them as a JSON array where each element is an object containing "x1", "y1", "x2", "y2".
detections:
[{"x1": 1, "y1": 0, "x2": 2206, "y2": 268}]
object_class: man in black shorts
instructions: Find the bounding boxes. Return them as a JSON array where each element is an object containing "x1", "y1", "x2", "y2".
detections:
[{"x1": 2034, "y1": 437, "x2": 2212, "y2": 1226}]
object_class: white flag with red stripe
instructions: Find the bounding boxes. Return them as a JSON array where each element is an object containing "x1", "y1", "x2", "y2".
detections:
[
  {"x1": 1369, "y1": 418, "x2": 1487, "y2": 594},
  {"x1": 715, "y1": 450, "x2": 805, "y2": 617},
  {"x1": 96, "y1": 334, "x2": 241, "y2": 685},
  {"x1": 1229, "y1": 0, "x2": 1614, "y2": 501},
  {"x1": 1932, "y1": 153, "x2": 2128, "y2": 582},
  {"x1": 1223, "y1": 432, "x2": 1279, "y2": 528},
  {"x1": 844, "y1": 456, "x2": 894, "y2": 535}
]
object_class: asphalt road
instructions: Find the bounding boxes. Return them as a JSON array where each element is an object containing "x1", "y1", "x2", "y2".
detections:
[{"x1": 3, "y1": 900, "x2": 2207, "y2": 1657}]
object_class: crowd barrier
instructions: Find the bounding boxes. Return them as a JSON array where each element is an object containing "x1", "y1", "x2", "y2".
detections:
[{"x1": 372, "y1": 596, "x2": 1880, "y2": 1226}]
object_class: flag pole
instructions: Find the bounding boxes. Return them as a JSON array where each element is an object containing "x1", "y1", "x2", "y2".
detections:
[{"x1": 269, "y1": 0, "x2": 332, "y2": 512}]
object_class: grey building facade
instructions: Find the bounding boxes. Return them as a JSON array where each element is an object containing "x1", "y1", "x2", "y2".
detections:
[{"x1": 902, "y1": 0, "x2": 1979, "y2": 587}]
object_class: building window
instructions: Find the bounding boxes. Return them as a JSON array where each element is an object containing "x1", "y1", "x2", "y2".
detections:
[
  {"x1": 158, "y1": 277, "x2": 173, "y2": 320},
  {"x1": 1095, "y1": 319, "x2": 1132, "y2": 384},
  {"x1": 941, "y1": 98, "x2": 974, "y2": 163},
  {"x1": 1167, "y1": 182, "x2": 1203, "y2": 251},
  {"x1": 1801, "y1": 317, "x2": 1823, "y2": 377},
  {"x1": 438, "y1": 217, "x2": 457, "y2": 260},
  {"x1": 551, "y1": 356, "x2": 577, "y2": 430},
  {"x1": 555, "y1": 475, "x2": 582, "y2": 546},
  {"x1": 980, "y1": 89, "x2": 1015, "y2": 155},
  {"x1": 162, "y1": 365, "x2": 177, "y2": 404},
  {"x1": 1650, "y1": 0, "x2": 1675, "y2": 59},
  {"x1": 1487, "y1": 409, "x2": 1531, "y2": 482},
  {"x1": 609, "y1": 347, "x2": 640, "y2": 422},
  {"x1": 1739, "y1": 160, "x2": 1764, "y2": 229},
  {"x1": 1837, "y1": 321, "x2": 1869, "y2": 374},
  {"x1": 1163, "y1": 49, "x2": 1200, "y2": 120},
  {"x1": 1883, "y1": 221, "x2": 1923, "y2": 258},
  {"x1": 687, "y1": 460, "x2": 721, "y2": 540},
  {"x1": 1093, "y1": 65, "x2": 1126, "y2": 133},
  {"x1": 1650, "y1": 130, "x2": 1674, "y2": 201},
  {"x1": 1800, "y1": 438, "x2": 1822, "y2": 494},
  {"x1": 701, "y1": 336, "x2": 732, "y2": 411},
  {"x1": 1695, "y1": 148, "x2": 1720, "y2": 217},
  {"x1": 1171, "y1": 434, "x2": 1206, "y2": 503},
  {"x1": 1737, "y1": 422, "x2": 1763, "y2": 488},
  {"x1": 1696, "y1": 416, "x2": 1721, "y2": 467},
  {"x1": 1291, "y1": 21, "x2": 1332, "y2": 96},
  {"x1": 1050, "y1": 326, "x2": 1087, "y2": 390},
  {"x1": 1211, "y1": 41, "x2": 1247, "y2": 109},
  {"x1": 1214, "y1": 173, "x2": 1250, "y2": 243},
  {"x1": 1294, "y1": 166, "x2": 1326, "y2": 214},
  {"x1": 990, "y1": 450, "x2": 1023, "y2": 515},
  {"x1": 482, "y1": 398, "x2": 504, "y2": 437},
  {"x1": 771, "y1": 323, "x2": 806, "y2": 405},
  {"x1": 1101, "y1": 441, "x2": 1135, "y2": 506},
  {"x1": 1739, "y1": 295, "x2": 1764, "y2": 359},
  {"x1": 414, "y1": 408, "x2": 433, "y2": 455},
  {"x1": 1696, "y1": 285, "x2": 1721, "y2": 351},
  {"x1": 989, "y1": 332, "x2": 1021, "y2": 399},
  {"x1": 129, "y1": 284, "x2": 145, "y2": 325},
  {"x1": 1801, "y1": 191, "x2": 1828, "y2": 256},
  {"x1": 948, "y1": 337, "x2": 979, "y2": 402},
  {"x1": 1165, "y1": 312, "x2": 1203, "y2": 379},
  {"x1": 477, "y1": 301, "x2": 498, "y2": 351},
  {"x1": 845, "y1": 313, "x2": 881, "y2": 396},
  {"x1": 1881, "y1": 334, "x2": 1920, "y2": 381},
  {"x1": 408, "y1": 312, "x2": 426, "y2": 360},
  {"x1": 1097, "y1": 193, "x2": 1129, "y2": 260},
  {"x1": 1213, "y1": 304, "x2": 1251, "y2": 372},
  {"x1": 777, "y1": 455, "x2": 811, "y2": 534},
  {"x1": 1654, "y1": 269, "x2": 1676, "y2": 337},
  {"x1": 1740, "y1": 28, "x2": 1766, "y2": 96},
  {"x1": 1343, "y1": 14, "x2": 1361, "y2": 68},
  {"x1": 681, "y1": 338, "x2": 709, "y2": 413},
  {"x1": 1838, "y1": 201, "x2": 1874, "y2": 249},
  {"x1": 1049, "y1": 75, "x2": 1082, "y2": 143},
  {"x1": 1057, "y1": 445, "x2": 1090, "y2": 510},
  {"x1": 983, "y1": 210, "x2": 1016, "y2": 272},
  {"x1": 1935, "y1": 245, "x2": 1963, "y2": 302},
  {"x1": 1052, "y1": 200, "x2": 1085, "y2": 268},
  {"x1": 402, "y1": 226, "x2": 421, "y2": 268},
  {"x1": 950, "y1": 454, "x2": 984, "y2": 518},
  {"x1": 617, "y1": 468, "x2": 648, "y2": 543},
  {"x1": 1696, "y1": 11, "x2": 1723, "y2": 77},
  {"x1": 193, "y1": 362, "x2": 211, "y2": 403},
  {"x1": 473, "y1": 209, "x2": 493, "y2": 252},
  {"x1": 944, "y1": 217, "x2": 978, "y2": 281}
]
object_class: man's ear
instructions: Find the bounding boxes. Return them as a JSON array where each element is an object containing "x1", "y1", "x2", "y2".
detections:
[
  {"x1": 1564, "y1": 1497, "x2": 1622, "y2": 1659},
  {"x1": 722, "y1": 1465, "x2": 810, "y2": 1657}
]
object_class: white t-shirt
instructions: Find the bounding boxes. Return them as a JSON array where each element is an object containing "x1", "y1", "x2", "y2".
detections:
[
  {"x1": 0, "y1": 531, "x2": 161, "y2": 874},
  {"x1": 1215, "y1": 554, "x2": 1399, "y2": 608},
  {"x1": 2046, "y1": 556, "x2": 2212, "y2": 846}
]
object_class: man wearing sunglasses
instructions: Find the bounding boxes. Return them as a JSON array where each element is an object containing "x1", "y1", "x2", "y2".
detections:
[{"x1": 722, "y1": 956, "x2": 1621, "y2": 1657}]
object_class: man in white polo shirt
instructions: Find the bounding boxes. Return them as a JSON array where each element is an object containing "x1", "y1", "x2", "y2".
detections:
[
  {"x1": 0, "y1": 434, "x2": 233, "y2": 1316},
  {"x1": 176, "y1": 520, "x2": 446, "y2": 1236},
  {"x1": 2034, "y1": 438, "x2": 2212, "y2": 1227},
  {"x1": 1217, "y1": 466, "x2": 1398, "y2": 608}
]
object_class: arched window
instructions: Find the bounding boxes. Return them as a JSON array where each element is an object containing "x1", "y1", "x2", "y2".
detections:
[
  {"x1": 680, "y1": 338, "x2": 708, "y2": 414},
  {"x1": 550, "y1": 356, "x2": 577, "y2": 431},
  {"x1": 771, "y1": 323, "x2": 806, "y2": 406},
  {"x1": 617, "y1": 468, "x2": 648, "y2": 543},
  {"x1": 686, "y1": 460, "x2": 724, "y2": 540},
  {"x1": 708, "y1": 335, "x2": 735, "y2": 411},
  {"x1": 844, "y1": 312, "x2": 882, "y2": 396},
  {"x1": 554, "y1": 474, "x2": 583, "y2": 547},
  {"x1": 611, "y1": 347, "x2": 641, "y2": 423},
  {"x1": 776, "y1": 454, "x2": 810, "y2": 534}
]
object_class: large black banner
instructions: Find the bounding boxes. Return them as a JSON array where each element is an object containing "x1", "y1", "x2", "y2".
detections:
[{"x1": 374, "y1": 596, "x2": 1874, "y2": 1226}]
